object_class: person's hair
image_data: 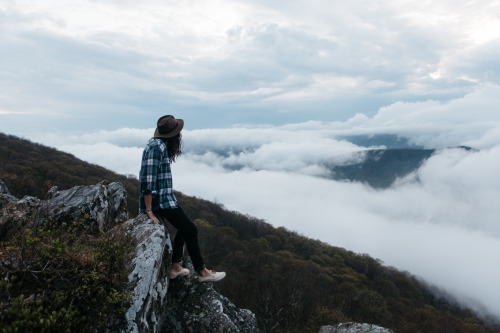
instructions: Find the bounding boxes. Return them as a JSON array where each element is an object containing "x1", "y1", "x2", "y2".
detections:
[{"x1": 163, "y1": 133, "x2": 183, "y2": 162}]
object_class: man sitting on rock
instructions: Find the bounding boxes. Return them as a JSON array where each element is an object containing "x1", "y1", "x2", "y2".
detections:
[{"x1": 139, "y1": 115, "x2": 226, "y2": 283}]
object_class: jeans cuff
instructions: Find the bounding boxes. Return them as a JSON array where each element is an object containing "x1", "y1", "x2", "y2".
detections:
[{"x1": 195, "y1": 264, "x2": 206, "y2": 273}]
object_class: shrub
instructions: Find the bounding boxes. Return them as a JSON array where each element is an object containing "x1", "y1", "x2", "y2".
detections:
[{"x1": 0, "y1": 214, "x2": 133, "y2": 332}]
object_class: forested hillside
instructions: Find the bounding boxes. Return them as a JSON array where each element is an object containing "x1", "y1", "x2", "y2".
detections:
[
  {"x1": 0, "y1": 133, "x2": 140, "y2": 214},
  {"x1": 1, "y1": 133, "x2": 499, "y2": 332},
  {"x1": 177, "y1": 192, "x2": 499, "y2": 332},
  {"x1": 328, "y1": 148, "x2": 435, "y2": 188}
]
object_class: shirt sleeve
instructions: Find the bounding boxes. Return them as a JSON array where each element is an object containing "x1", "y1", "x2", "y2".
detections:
[{"x1": 140, "y1": 144, "x2": 161, "y2": 194}]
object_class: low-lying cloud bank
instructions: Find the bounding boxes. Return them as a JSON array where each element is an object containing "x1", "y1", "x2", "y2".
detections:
[
  {"x1": 32, "y1": 85, "x2": 500, "y2": 318},
  {"x1": 173, "y1": 147, "x2": 500, "y2": 314}
]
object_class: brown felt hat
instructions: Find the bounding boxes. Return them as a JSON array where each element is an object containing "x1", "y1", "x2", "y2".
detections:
[{"x1": 154, "y1": 115, "x2": 184, "y2": 138}]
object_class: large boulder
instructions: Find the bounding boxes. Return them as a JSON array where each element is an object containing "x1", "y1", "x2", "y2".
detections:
[
  {"x1": 0, "y1": 180, "x2": 18, "y2": 210},
  {"x1": 0, "y1": 180, "x2": 8, "y2": 194},
  {"x1": 0, "y1": 180, "x2": 128, "y2": 239},
  {"x1": 115, "y1": 214, "x2": 173, "y2": 333},
  {"x1": 319, "y1": 322, "x2": 393, "y2": 333},
  {"x1": 47, "y1": 180, "x2": 128, "y2": 231},
  {"x1": 0, "y1": 193, "x2": 41, "y2": 240},
  {"x1": 163, "y1": 268, "x2": 258, "y2": 332}
]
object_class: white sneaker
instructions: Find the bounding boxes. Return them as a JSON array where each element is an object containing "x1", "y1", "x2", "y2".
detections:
[
  {"x1": 198, "y1": 270, "x2": 226, "y2": 283},
  {"x1": 168, "y1": 267, "x2": 190, "y2": 279}
]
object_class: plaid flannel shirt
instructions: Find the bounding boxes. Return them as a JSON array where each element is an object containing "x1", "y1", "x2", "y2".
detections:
[{"x1": 139, "y1": 138, "x2": 178, "y2": 213}]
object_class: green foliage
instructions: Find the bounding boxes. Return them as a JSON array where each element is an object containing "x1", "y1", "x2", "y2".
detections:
[{"x1": 0, "y1": 214, "x2": 133, "y2": 332}]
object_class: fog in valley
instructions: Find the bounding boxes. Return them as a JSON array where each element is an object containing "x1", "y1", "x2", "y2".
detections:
[{"x1": 34, "y1": 86, "x2": 500, "y2": 318}]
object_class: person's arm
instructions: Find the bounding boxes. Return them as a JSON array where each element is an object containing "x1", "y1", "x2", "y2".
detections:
[
  {"x1": 143, "y1": 193, "x2": 160, "y2": 224},
  {"x1": 140, "y1": 142, "x2": 161, "y2": 224}
]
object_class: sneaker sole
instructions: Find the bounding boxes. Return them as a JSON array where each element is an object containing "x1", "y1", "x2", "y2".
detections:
[
  {"x1": 198, "y1": 272, "x2": 226, "y2": 283},
  {"x1": 169, "y1": 269, "x2": 190, "y2": 279}
]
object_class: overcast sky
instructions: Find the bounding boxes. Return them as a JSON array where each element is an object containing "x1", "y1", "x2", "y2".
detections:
[
  {"x1": 2, "y1": 0, "x2": 500, "y2": 321},
  {"x1": 1, "y1": 0, "x2": 500, "y2": 134}
]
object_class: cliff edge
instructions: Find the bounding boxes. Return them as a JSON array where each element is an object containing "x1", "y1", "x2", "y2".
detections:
[{"x1": 0, "y1": 180, "x2": 258, "y2": 332}]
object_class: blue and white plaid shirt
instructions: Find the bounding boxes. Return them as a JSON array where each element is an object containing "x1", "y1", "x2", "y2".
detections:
[{"x1": 139, "y1": 138, "x2": 178, "y2": 213}]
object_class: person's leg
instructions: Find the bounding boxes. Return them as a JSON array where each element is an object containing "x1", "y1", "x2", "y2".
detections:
[
  {"x1": 171, "y1": 229, "x2": 185, "y2": 265},
  {"x1": 158, "y1": 207, "x2": 206, "y2": 273}
]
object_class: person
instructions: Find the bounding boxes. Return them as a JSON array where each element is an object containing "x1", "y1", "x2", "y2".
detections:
[{"x1": 139, "y1": 115, "x2": 226, "y2": 283}]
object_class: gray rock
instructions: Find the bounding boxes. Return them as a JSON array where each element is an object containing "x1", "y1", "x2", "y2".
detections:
[
  {"x1": 0, "y1": 194, "x2": 41, "y2": 239},
  {"x1": 0, "y1": 180, "x2": 258, "y2": 332},
  {"x1": 116, "y1": 214, "x2": 172, "y2": 333},
  {"x1": 0, "y1": 180, "x2": 11, "y2": 195},
  {"x1": 0, "y1": 180, "x2": 18, "y2": 210},
  {"x1": 47, "y1": 180, "x2": 128, "y2": 231},
  {"x1": 47, "y1": 185, "x2": 59, "y2": 199},
  {"x1": 319, "y1": 322, "x2": 393, "y2": 333},
  {"x1": 163, "y1": 267, "x2": 258, "y2": 333},
  {"x1": 115, "y1": 213, "x2": 258, "y2": 333},
  {"x1": 0, "y1": 181, "x2": 128, "y2": 239}
]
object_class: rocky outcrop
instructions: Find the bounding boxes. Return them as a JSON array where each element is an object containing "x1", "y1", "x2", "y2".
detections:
[
  {"x1": 163, "y1": 267, "x2": 258, "y2": 332},
  {"x1": 0, "y1": 181, "x2": 128, "y2": 239},
  {"x1": 0, "y1": 191, "x2": 42, "y2": 240},
  {"x1": 0, "y1": 180, "x2": 8, "y2": 194},
  {"x1": 0, "y1": 180, "x2": 19, "y2": 210},
  {"x1": 47, "y1": 181, "x2": 128, "y2": 231},
  {"x1": 114, "y1": 214, "x2": 258, "y2": 333},
  {"x1": 114, "y1": 214, "x2": 173, "y2": 333},
  {"x1": 319, "y1": 322, "x2": 393, "y2": 333},
  {"x1": 0, "y1": 180, "x2": 258, "y2": 332}
]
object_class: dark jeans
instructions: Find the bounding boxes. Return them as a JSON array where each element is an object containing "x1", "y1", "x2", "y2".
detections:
[{"x1": 155, "y1": 206, "x2": 206, "y2": 272}]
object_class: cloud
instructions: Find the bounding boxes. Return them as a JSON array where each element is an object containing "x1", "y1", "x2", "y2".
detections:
[
  {"x1": 171, "y1": 145, "x2": 500, "y2": 317},
  {"x1": 33, "y1": 83, "x2": 500, "y2": 167},
  {"x1": 186, "y1": 138, "x2": 368, "y2": 177},
  {"x1": 2, "y1": 0, "x2": 500, "y2": 136},
  {"x1": 57, "y1": 142, "x2": 144, "y2": 176},
  {"x1": 39, "y1": 128, "x2": 153, "y2": 148}
]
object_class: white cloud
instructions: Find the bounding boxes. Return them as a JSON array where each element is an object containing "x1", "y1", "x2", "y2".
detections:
[
  {"x1": 464, "y1": 124, "x2": 500, "y2": 149},
  {"x1": 38, "y1": 128, "x2": 153, "y2": 148},
  {"x1": 172, "y1": 146, "x2": 500, "y2": 317},
  {"x1": 57, "y1": 142, "x2": 144, "y2": 176},
  {"x1": 2, "y1": 0, "x2": 500, "y2": 135}
]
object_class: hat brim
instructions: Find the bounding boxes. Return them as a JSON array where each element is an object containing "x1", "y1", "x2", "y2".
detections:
[{"x1": 154, "y1": 119, "x2": 184, "y2": 138}]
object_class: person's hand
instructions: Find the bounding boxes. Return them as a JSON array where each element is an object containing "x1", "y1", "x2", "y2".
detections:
[{"x1": 146, "y1": 211, "x2": 160, "y2": 224}]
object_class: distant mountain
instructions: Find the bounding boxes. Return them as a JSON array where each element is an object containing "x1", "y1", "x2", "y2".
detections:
[
  {"x1": 340, "y1": 134, "x2": 423, "y2": 149},
  {"x1": 185, "y1": 133, "x2": 437, "y2": 189},
  {"x1": 328, "y1": 148, "x2": 435, "y2": 188}
]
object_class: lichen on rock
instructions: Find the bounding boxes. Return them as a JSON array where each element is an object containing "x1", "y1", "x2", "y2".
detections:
[
  {"x1": 0, "y1": 180, "x2": 128, "y2": 240},
  {"x1": 163, "y1": 266, "x2": 258, "y2": 333},
  {"x1": 115, "y1": 214, "x2": 172, "y2": 333},
  {"x1": 47, "y1": 180, "x2": 128, "y2": 231},
  {"x1": 319, "y1": 322, "x2": 393, "y2": 333}
]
